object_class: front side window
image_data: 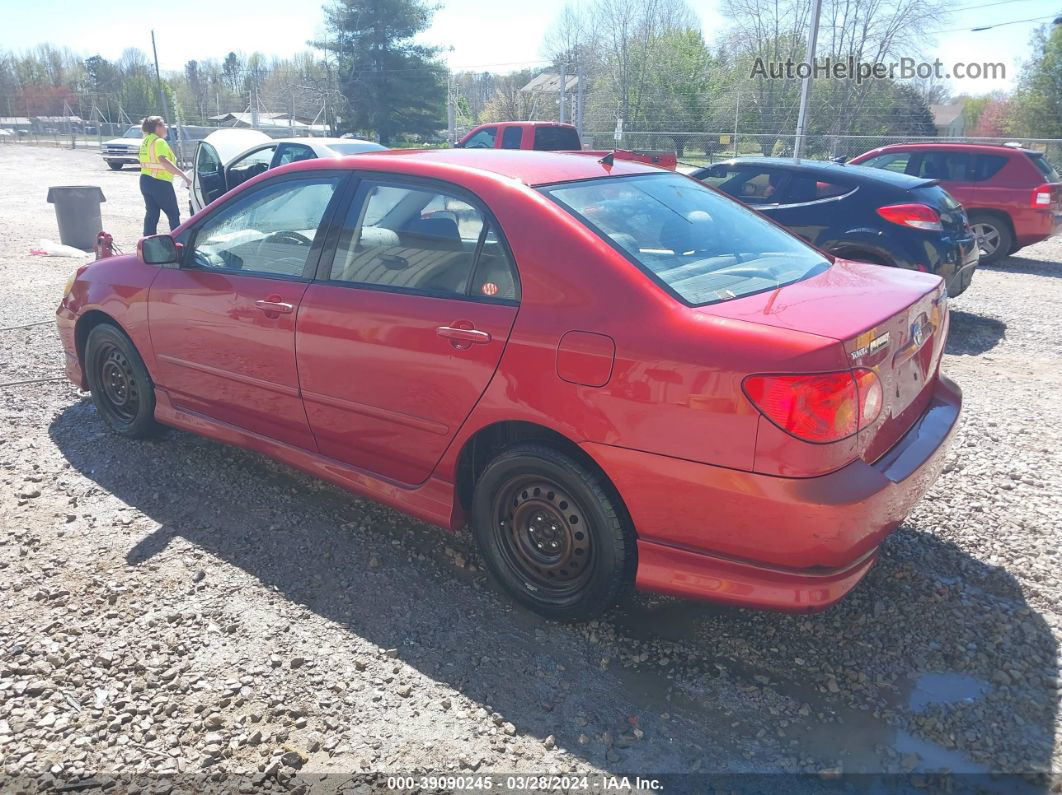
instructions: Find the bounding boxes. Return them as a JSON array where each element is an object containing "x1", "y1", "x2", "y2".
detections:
[
  {"x1": 228, "y1": 145, "x2": 277, "y2": 188},
  {"x1": 189, "y1": 177, "x2": 340, "y2": 278},
  {"x1": 542, "y1": 173, "x2": 829, "y2": 306},
  {"x1": 196, "y1": 142, "x2": 221, "y2": 174},
  {"x1": 698, "y1": 165, "x2": 787, "y2": 206},
  {"x1": 463, "y1": 128, "x2": 497, "y2": 149},
  {"x1": 329, "y1": 182, "x2": 519, "y2": 301},
  {"x1": 274, "y1": 144, "x2": 316, "y2": 166}
]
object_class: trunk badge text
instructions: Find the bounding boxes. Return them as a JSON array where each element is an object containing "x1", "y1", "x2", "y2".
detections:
[{"x1": 850, "y1": 331, "x2": 891, "y2": 361}]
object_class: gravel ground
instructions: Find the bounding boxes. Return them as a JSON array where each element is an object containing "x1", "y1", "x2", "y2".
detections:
[{"x1": 1, "y1": 145, "x2": 1061, "y2": 791}]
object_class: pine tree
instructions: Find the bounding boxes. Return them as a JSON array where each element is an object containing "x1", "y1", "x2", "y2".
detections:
[{"x1": 317, "y1": 0, "x2": 446, "y2": 145}]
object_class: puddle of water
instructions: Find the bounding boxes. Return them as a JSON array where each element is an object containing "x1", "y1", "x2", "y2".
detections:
[{"x1": 908, "y1": 672, "x2": 991, "y2": 713}]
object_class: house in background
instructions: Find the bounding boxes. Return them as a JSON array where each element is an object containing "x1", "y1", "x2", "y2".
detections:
[{"x1": 930, "y1": 102, "x2": 966, "y2": 137}]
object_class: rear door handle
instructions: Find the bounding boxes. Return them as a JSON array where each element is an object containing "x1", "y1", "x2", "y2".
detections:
[
  {"x1": 436, "y1": 325, "x2": 492, "y2": 345},
  {"x1": 255, "y1": 297, "x2": 294, "y2": 315}
]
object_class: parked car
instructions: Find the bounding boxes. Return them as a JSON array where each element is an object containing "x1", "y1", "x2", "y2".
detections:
[
  {"x1": 690, "y1": 157, "x2": 979, "y2": 297},
  {"x1": 850, "y1": 143, "x2": 1062, "y2": 264},
  {"x1": 456, "y1": 121, "x2": 678, "y2": 170},
  {"x1": 57, "y1": 150, "x2": 961, "y2": 621},
  {"x1": 100, "y1": 126, "x2": 143, "y2": 170},
  {"x1": 190, "y1": 129, "x2": 387, "y2": 213}
]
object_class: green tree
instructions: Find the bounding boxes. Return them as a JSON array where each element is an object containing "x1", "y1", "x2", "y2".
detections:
[
  {"x1": 1009, "y1": 24, "x2": 1062, "y2": 138},
  {"x1": 316, "y1": 0, "x2": 446, "y2": 143}
]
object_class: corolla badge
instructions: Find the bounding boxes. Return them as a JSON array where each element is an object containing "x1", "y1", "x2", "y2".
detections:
[
  {"x1": 850, "y1": 331, "x2": 891, "y2": 360},
  {"x1": 911, "y1": 318, "x2": 926, "y2": 347}
]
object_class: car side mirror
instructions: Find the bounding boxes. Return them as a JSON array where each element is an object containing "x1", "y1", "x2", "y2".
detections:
[{"x1": 138, "y1": 234, "x2": 179, "y2": 265}]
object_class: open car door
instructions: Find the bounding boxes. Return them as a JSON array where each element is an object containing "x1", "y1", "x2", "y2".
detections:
[{"x1": 191, "y1": 140, "x2": 226, "y2": 214}]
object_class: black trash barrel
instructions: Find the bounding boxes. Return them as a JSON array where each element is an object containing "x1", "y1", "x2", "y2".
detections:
[{"x1": 46, "y1": 186, "x2": 106, "y2": 250}]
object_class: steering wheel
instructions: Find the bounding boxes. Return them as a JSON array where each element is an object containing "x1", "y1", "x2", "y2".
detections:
[{"x1": 267, "y1": 230, "x2": 313, "y2": 246}]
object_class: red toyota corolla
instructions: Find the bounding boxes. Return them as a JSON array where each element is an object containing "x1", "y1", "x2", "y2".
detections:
[{"x1": 56, "y1": 149, "x2": 961, "y2": 621}]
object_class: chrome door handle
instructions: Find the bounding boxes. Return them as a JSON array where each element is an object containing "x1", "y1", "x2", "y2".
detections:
[
  {"x1": 255, "y1": 299, "x2": 294, "y2": 314},
  {"x1": 436, "y1": 326, "x2": 492, "y2": 345}
]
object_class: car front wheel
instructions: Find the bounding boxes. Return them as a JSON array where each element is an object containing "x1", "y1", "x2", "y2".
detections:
[
  {"x1": 970, "y1": 214, "x2": 1012, "y2": 265},
  {"x1": 84, "y1": 323, "x2": 161, "y2": 439},
  {"x1": 471, "y1": 443, "x2": 636, "y2": 622}
]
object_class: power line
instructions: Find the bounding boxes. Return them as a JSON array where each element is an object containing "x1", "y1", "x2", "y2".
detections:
[{"x1": 939, "y1": 12, "x2": 1057, "y2": 30}]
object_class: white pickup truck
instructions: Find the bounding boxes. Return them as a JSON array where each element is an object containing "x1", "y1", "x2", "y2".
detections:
[{"x1": 100, "y1": 126, "x2": 143, "y2": 170}]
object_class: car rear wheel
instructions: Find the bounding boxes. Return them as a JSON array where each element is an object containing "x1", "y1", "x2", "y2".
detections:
[
  {"x1": 970, "y1": 214, "x2": 1012, "y2": 265},
  {"x1": 85, "y1": 324, "x2": 161, "y2": 439},
  {"x1": 106, "y1": 161, "x2": 124, "y2": 171},
  {"x1": 471, "y1": 443, "x2": 636, "y2": 622}
]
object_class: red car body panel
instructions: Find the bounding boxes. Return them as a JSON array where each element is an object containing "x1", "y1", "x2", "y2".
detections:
[
  {"x1": 57, "y1": 150, "x2": 961, "y2": 611},
  {"x1": 850, "y1": 143, "x2": 1062, "y2": 249}
]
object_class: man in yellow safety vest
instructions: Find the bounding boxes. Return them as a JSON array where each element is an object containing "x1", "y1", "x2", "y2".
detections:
[{"x1": 139, "y1": 116, "x2": 191, "y2": 235}]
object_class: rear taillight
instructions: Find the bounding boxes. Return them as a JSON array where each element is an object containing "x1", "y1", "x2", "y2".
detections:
[
  {"x1": 876, "y1": 203, "x2": 943, "y2": 232},
  {"x1": 1032, "y1": 184, "x2": 1052, "y2": 209},
  {"x1": 743, "y1": 369, "x2": 882, "y2": 443}
]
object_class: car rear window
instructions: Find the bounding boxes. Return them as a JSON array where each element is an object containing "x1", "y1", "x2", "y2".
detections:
[
  {"x1": 1028, "y1": 153, "x2": 1061, "y2": 182},
  {"x1": 329, "y1": 142, "x2": 388, "y2": 155},
  {"x1": 533, "y1": 127, "x2": 581, "y2": 151},
  {"x1": 541, "y1": 173, "x2": 830, "y2": 306}
]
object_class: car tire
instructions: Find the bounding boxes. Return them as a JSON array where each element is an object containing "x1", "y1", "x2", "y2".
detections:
[
  {"x1": 471, "y1": 443, "x2": 636, "y2": 622},
  {"x1": 84, "y1": 323, "x2": 161, "y2": 439},
  {"x1": 969, "y1": 214, "x2": 1012, "y2": 265},
  {"x1": 106, "y1": 161, "x2": 124, "y2": 171}
]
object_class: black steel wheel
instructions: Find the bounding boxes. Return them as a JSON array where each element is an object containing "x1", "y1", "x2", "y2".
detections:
[
  {"x1": 472, "y1": 443, "x2": 636, "y2": 621},
  {"x1": 84, "y1": 323, "x2": 161, "y2": 438}
]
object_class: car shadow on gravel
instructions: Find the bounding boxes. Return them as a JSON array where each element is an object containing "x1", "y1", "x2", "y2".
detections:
[
  {"x1": 983, "y1": 255, "x2": 1062, "y2": 279},
  {"x1": 49, "y1": 400, "x2": 1057, "y2": 782},
  {"x1": 946, "y1": 310, "x2": 1006, "y2": 356}
]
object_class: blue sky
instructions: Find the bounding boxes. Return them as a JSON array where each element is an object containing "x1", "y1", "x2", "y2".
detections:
[{"x1": 1, "y1": 0, "x2": 1057, "y2": 95}]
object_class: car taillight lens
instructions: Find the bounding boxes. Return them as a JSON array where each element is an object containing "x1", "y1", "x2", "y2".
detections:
[
  {"x1": 743, "y1": 369, "x2": 882, "y2": 443},
  {"x1": 876, "y1": 203, "x2": 943, "y2": 232},
  {"x1": 1032, "y1": 185, "x2": 1053, "y2": 208}
]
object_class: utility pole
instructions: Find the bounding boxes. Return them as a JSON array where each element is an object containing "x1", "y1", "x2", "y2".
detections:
[
  {"x1": 575, "y1": 61, "x2": 585, "y2": 140},
  {"x1": 250, "y1": 76, "x2": 260, "y2": 128},
  {"x1": 150, "y1": 30, "x2": 170, "y2": 121},
  {"x1": 793, "y1": 0, "x2": 822, "y2": 159},
  {"x1": 733, "y1": 92, "x2": 740, "y2": 157},
  {"x1": 558, "y1": 63, "x2": 567, "y2": 124},
  {"x1": 447, "y1": 71, "x2": 456, "y2": 146}
]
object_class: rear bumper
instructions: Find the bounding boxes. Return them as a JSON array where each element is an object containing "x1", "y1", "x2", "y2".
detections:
[
  {"x1": 585, "y1": 375, "x2": 962, "y2": 611},
  {"x1": 1015, "y1": 210, "x2": 1062, "y2": 248}
]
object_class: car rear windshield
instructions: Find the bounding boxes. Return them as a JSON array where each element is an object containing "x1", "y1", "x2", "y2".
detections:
[
  {"x1": 541, "y1": 173, "x2": 830, "y2": 306},
  {"x1": 533, "y1": 127, "x2": 581, "y2": 151},
  {"x1": 1028, "y1": 153, "x2": 1061, "y2": 182}
]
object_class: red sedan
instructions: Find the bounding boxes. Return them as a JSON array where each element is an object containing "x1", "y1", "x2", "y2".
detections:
[{"x1": 56, "y1": 149, "x2": 961, "y2": 621}]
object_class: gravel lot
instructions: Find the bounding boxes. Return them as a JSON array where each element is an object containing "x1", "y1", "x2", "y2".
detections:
[{"x1": 1, "y1": 144, "x2": 1061, "y2": 791}]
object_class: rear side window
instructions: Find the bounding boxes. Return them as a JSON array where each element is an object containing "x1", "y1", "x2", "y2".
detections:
[
  {"x1": 971, "y1": 154, "x2": 1007, "y2": 181},
  {"x1": 329, "y1": 182, "x2": 519, "y2": 301},
  {"x1": 782, "y1": 176, "x2": 851, "y2": 203},
  {"x1": 542, "y1": 173, "x2": 830, "y2": 306},
  {"x1": 501, "y1": 127, "x2": 523, "y2": 149},
  {"x1": 914, "y1": 151, "x2": 972, "y2": 182},
  {"x1": 533, "y1": 126, "x2": 581, "y2": 151},
  {"x1": 861, "y1": 152, "x2": 912, "y2": 173},
  {"x1": 1028, "y1": 153, "x2": 1061, "y2": 182}
]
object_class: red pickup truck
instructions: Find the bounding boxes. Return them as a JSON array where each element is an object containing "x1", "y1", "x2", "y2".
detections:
[{"x1": 455, "y1": 121, "x2": 677, "y2": 170}]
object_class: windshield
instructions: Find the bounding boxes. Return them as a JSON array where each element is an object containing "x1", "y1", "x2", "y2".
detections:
[
  {"x1": 123, "y1": 126, "x2": 141, "y2": 138},
  {"x1": 541, "y1": 173, "x2": 830, "y2": 306},
  {"x1": 1028, "y1": 153, "x2": 1060, "y2": 182},
  {"x1": 329, "y1": 142, "x2": 388, "y2": 155}
]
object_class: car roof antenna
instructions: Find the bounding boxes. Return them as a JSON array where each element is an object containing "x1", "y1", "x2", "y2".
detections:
[{"x1": 599, "y1": 150, "x2": 615, "y2": 167}]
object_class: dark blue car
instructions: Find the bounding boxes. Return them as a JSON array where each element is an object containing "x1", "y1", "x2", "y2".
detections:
[{"x1": 691, "y1": 157, "x2": 980, "y2": 297}]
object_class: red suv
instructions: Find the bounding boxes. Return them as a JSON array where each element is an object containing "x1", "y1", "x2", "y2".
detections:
[{"x1": 850, "y1": 143, "x2": 1061, "y2": 264}]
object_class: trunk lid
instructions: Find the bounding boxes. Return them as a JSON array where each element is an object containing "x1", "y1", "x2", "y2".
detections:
[{"x1": 705, "y1": 259, "x2": 948, "y2": 462}]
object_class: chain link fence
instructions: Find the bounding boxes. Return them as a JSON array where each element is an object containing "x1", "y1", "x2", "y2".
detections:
[{"x1": 581, "y1": 132, "x2": 1062, "y2": 167}]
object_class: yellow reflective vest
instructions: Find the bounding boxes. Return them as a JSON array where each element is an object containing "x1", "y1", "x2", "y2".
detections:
[{"x1": 139, "y1": 133, "x2": 176, "y2": 182}]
